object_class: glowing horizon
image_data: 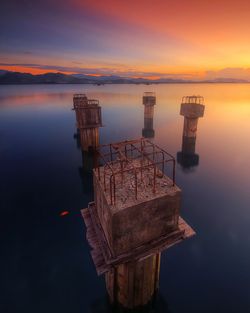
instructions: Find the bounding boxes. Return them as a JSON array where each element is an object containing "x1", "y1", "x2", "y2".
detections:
[{"x1": 1, "y1": 0, "x2": 250, "y2": 80}]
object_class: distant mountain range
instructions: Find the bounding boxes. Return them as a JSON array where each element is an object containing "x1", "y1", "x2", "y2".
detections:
[{"x1": 0, "y1": 70, "x2": 249, "y2": 84}]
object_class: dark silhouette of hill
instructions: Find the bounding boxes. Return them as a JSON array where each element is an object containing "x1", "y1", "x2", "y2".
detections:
[{"x1": 0, "y1": 70, "x2": 248, "y2": 84}]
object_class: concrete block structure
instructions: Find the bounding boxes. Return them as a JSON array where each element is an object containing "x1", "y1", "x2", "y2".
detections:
[
  {"x1": 93, "y1": 143, "x2": 180, "y2": 256},
  {"x1": 180, "y1": 95, "x2": 205, "y2": 139},
  {"x1": 142, "y1": 92, "x2": 156, "y2": 138},
  {"x1": 73, "y1": 94, "x2": 102, "y2": 151},
  {"x1": 81, "y1": 138, "x2": 195, "y2": 310},
  {"x1": 178, "y1": 96, "x2": 205, "y2": 169}
]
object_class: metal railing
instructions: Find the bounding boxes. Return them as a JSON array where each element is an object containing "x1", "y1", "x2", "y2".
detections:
[
  {"x1": 95, "y1": 138, "x2": 176, "y2": 205},
  {"x1": 73, "y1": 93, "x2": 87, "y2": 99},
  {"x1": 143, "y1": 92, "x2": 156, "y2": 97},
  {"x1": 73, "y1": 94, "x2": 99, "y2": 109},
  {"x1": 181, "y1": 95, "x2": 204, "y2": 105}
]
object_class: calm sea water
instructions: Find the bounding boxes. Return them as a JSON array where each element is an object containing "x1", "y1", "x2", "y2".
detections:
[{"x1": 0, "y1": 84, "x2": 250, "y2": 313}]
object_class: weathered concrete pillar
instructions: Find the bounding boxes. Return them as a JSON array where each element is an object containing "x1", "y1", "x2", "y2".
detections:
[
  {"x1": 105, "y1": 253, "x2": 161, "y2": 309},
  {"x1": 177, "y1": 137, "x2": 199, "y2": 169},
  {"x1": 73, "y1": 94, "x2": 102, "y2": 151},
  {"x1": 142, "y1": 92, "x2": 156, "y2": 138},
  {"x1": 177, "y1": 96, "x2": 205, "y2": 169},
  {"x1": 79, "y1": 127, "x2": 99, "y2": 152},
  {"x1": 82, "y1": 139, "x2": 195, "y2": 311},
  {"x1": 180, "y1": 95, "x2": 205, "y2": 143}
]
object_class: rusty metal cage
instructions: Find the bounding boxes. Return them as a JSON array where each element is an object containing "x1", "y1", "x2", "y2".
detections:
[
  {"x1": 143, "y1": 92, "x2": 156, "y2": 97},
  {"x1": 181, "y1": 95, "x2": 204, "y2": 105},
  {"x1": 73, "y1": 94, "x2": 102, "y2": 129},
  {"x1": 143, "y1": 92, "x2": 156, "y2": 106},
  {"x1": 94, "y1": 138, "x2": 175, "y2": 205},
  {"x1": 73, "y1": 94, "x2": 99, "y2": 109}
]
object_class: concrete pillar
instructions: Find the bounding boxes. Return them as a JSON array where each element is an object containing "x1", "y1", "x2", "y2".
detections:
[
  {"x1": 82, "y1": 139, "x2": 196, "y2": 312},
  {"x1": 177, "y1": 96, "x2": 205, "y2": 169},
  {"x1": 177, "y1": 136, "x2": 200, "y2": 169},
  {"x1": 79, "y1": 127, "x2": 99, "y2": 152},
  {"x1": 92, "y1": 139, "x2": 181, "y2": 309},
  {"x1": 73, "y1": 94, "x2": 102, "y2": 151},
  {"x1": 105, "y1": 253, "x2": 161, "y2": 310},
  {"x1": 180, "y1": 95, "x2": 205, "y2": 140},
  {"x1": 142, "y1": 92, "x2": 156, "y2": 138}
]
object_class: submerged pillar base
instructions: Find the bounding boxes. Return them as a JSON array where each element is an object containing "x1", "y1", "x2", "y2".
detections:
[
  {"x1": 142, "y1": 128, "x2": 155, "y2": 138},
  {"x1": 105, "y1": 253, "x2": 161, "y2": 309}
]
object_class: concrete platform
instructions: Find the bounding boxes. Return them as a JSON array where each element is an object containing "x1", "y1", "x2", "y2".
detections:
[
  {"x1": 93, "y1": 159, "x2": 181, "y2": 256},
  {"x1": 81, "y1": 202, "x2": 195, "y2": 275}
]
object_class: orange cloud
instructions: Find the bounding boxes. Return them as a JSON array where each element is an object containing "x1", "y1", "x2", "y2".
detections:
[
  {"x1": 75, "y1": 0, "x2": 250, "y2": 69},
  {"x1": 2, "y1": 0, "x2": 250, "y2": 77},
  {"x1": 0, "y1": 65, "x2": 75, "y2": 75}
]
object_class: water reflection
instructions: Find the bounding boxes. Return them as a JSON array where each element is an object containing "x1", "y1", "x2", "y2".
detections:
[
  {"x1": 72, "y1": 93, "x2": 102, "y2": 151},
  {"x1": 177, "y1": 95, "x2": 205, "y2": 171},
  {"x1": 89, "y1": 293, "x2": 171, "y2": 313},
  {"x1": 1, "y1": 84, "x2": 250, "y2": 313},
  {"x1": 142, "y1": 92, "x2": 156, "y2": 138},
  {"x1": 177, "y1": 135, "x2": 199, "y2": 169},
  {"x1": 74, "y1": 129, "x2": 97, "y2": 196},
  {"x1": 74, "y1": 129, "x2": 81, "y2": 150},
  {"x1": 73, "y1": 93, "x2": 101, "y2": 196},
  {"x1": 78, "y1": 151, "x2": 97, "y2": 195}
]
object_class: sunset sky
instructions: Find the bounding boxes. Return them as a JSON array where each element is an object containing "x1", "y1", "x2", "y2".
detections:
[{"x1": 1, "y1": 0, "x2": 250, "y2": 79}]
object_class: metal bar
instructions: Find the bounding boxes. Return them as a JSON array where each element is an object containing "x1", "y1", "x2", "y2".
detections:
[
  {"x1": 120, "y1": 159, "x2": 124, "y2": 183},
  {"x1": 113, "y1": 175, "x2": 116, "y2": 204},
  {"x1": 110, "y1": 144, "x2": 113, "y2": 162},
  {"x1": 172, "y1": 159, "x2": 176, "y2": 186},
  {"x1": 140, "y1": 139, "x2": 143, "y2": 181},
  {"x1": 110, "y1": 175, "x2": 113, "y2": 205},
  {"x1": 162, "y1": 151, "x2": 165, "y2": 174},
  {"x1": 134, "y1": 169, "x2": 138, "y2": 200},
  {"x1": 145, "y1": 139, "x2": 175, "y2": 160},
  {"x1": 104, "y1": 165, "x2": 106, "y2": 191},
  {"x1": 153, "y1": 165, "x2": 156, "y2": 193},
  {"x1": 96, "y1": 138, "x2": 177, "y2": 203}
]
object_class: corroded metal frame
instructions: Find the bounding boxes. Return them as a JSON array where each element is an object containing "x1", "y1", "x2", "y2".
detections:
[
  {"x1": 95, "y1": 138, "x2": 176, "y2": 205},
  {"x1": 181, "y1": 95, "x2": 204, "y2": 104}
]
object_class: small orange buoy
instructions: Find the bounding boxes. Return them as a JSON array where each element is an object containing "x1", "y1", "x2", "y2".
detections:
[{"x1": 60, "y1": 211, "x2": 69, "y2": 217}]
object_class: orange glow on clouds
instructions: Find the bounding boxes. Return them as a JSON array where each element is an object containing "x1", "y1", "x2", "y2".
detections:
[
  {"x1": 0, "y1": 65, "x2": 76, "y2": 75},
  {"x1": 77, "y1": 0, "x2": 250, "y2": 69},
  {"x1": 1, "y1": 0, "x2": 250, "y2": 78}
]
